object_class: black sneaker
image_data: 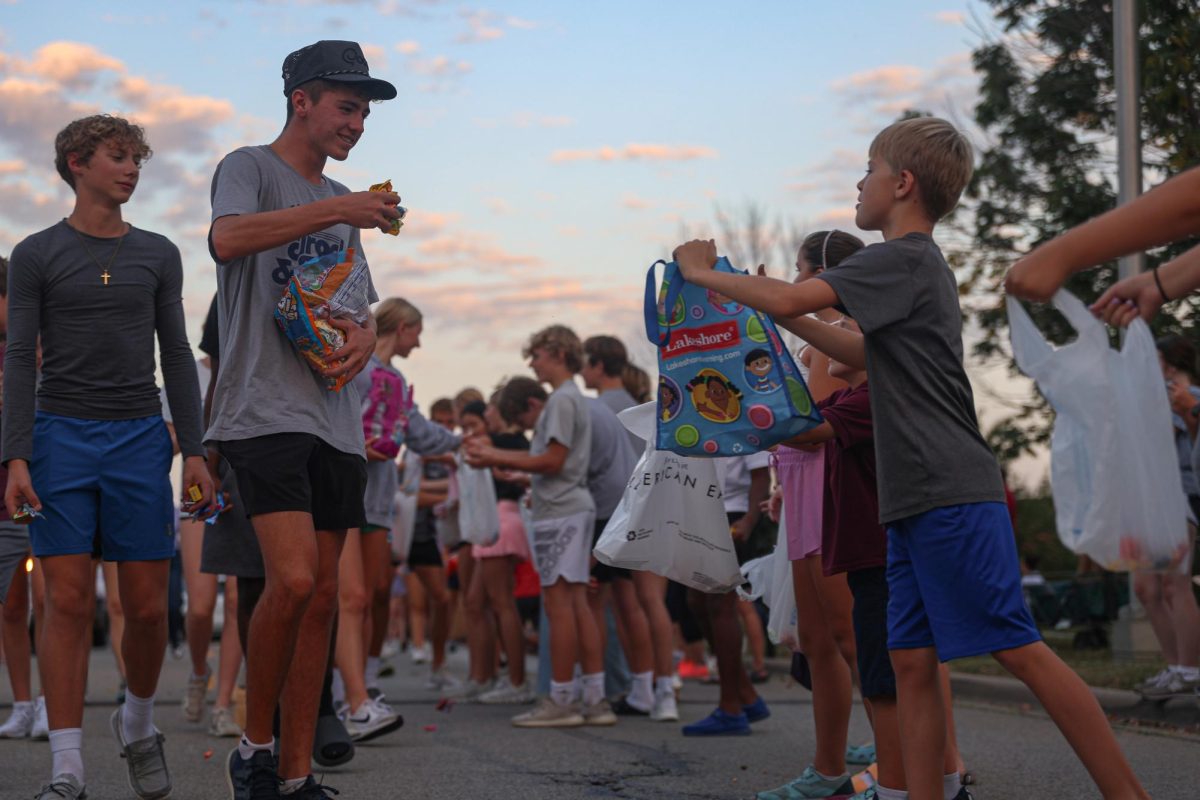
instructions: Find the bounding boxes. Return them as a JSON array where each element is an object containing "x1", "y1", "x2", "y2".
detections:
[
  {"x1": 226, "y1": 747, "x2": 281, "y2": 800},
  {"x1": 610, "y1": 697, "x2": 650, "y2": 716},
  {"x1": 952, "y1": 788, "x2": 974, "y2": 800},
  {"x1": 294, "y1": 776, "x2": 339, "y2": 799}
]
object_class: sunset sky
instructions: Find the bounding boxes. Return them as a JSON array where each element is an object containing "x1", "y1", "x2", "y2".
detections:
[{"x1": 1, "y1": 1, "x2": 1049, "y2": 481}]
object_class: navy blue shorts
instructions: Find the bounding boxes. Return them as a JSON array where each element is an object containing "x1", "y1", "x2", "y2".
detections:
[
  {"x1": 29, "y1": 413, "x2": 175, "y2": 562},
  {"x1": 846, "y1": 566, "x2": 896, "y2": 699},
  {"x1": 886, "y1": 502, "x2": 1041, "y2": 661}
]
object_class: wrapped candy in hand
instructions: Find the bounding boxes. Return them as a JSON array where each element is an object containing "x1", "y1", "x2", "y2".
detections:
[
  {"x1": 369, "y1": 179, "x2": 407, "y2": 235},
  {"x1": 274, "y1": 247, "x2": 371, "y2": 391}
]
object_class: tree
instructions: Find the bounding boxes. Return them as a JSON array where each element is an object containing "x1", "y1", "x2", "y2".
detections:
[{"x1": 955, "y1": 0, "x2": 1200, "y2": 460}]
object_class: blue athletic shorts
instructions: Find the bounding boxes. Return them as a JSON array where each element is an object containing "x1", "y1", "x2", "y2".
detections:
[
  {"x1": 29, "y1": 412, "x2": 175, "y2": 562},
  {"x1": 886, "y1": 501, "x2": 1041, "y2": 661}
]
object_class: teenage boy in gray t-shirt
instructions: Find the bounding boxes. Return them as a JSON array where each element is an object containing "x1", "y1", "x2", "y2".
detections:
[
  {"x1": 3, "y1": 114, "x2": 211, "y2": 800},
  {"x1": 675, "y1": 117, "x2": 1147, "y2": 800},
  {"x1": 466, "y1": 326, "x2": 613, "y2": 730},
  {"x1": 207, "y1": 40, "x2": 402, "y2": 799}
]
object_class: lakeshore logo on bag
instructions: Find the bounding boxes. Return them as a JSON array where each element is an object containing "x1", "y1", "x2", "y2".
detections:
[
  {"x1": 643, "y1": 256, "x2": 823, "y2": 456},
  {"x1": 663, "y1": 321, "x2": 738, "y2": 358}
]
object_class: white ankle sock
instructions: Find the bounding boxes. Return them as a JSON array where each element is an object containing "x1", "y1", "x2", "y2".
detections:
[
  {"x1": 570, "y1": 674, "x2": 582, "y2": 703},
  {"x1": 628, "y1": 671, "x2": 653, "y2": 710},
  {"x1": 238, "y1": 734, "x2": 274, "y2": 761},
  {"x1": 876, "y1": 785, "x2": 908, "y2": 800},
  {"x1": 943, "y1": 772, "x2": 962, "y2": 800},
  {"x1": 654, "y1": 676, "x2": 674, "y2": 697},
  {"x1": 581, "y1": 672, "x2": 605, "y2": 706},
  {"x1": 49, "y1": 728, "x2": 84, "y2": 782},
  {"x1": 550, "y1": 680, "x2": 574, "y2": 707},
  {"x1": 11, "y1": 700, "x2": 33, "y2": 714},
  {"x1": 121, "y1": 691, "x2": 156, "y2": 742},
  {"x1": 366, "y1": 656, "x2": 381, "y2": 682},
  {"x1": 331, "y1": 669, "x2": 346, "y2": 706}
]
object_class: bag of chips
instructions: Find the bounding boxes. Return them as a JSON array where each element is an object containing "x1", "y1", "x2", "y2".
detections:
[
  {"x1": 369, "y1": 179, "x2": 407, "y2": 235},
  {"x1": 274, "y1": 247, "x2": 371, "y2": 391}
]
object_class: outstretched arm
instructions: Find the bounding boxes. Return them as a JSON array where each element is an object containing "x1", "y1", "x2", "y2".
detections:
[
  {"x1": 773, "y1": 316, "x2": 866, "y2": 370},
  {"x1": 1089, "y1": 243, "x2": 1200, "y2": 327},
  {"x1": 1005, "y1": 166, "x2": 1200, "y2": 302},
  {"x1": 674, "y1": 240, "x2": 840, "y2": 318}
]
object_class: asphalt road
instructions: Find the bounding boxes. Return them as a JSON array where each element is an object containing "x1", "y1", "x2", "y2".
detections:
[{"x1": 0, "y1": 645, "x2": 1196, "y2": 799}]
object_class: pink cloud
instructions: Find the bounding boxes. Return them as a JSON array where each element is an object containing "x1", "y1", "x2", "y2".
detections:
[
  {"x1": 933, "y1": 10, "x2": 965, "y2": 25},
  {"x1": 832, "y1": 65, "x2": 924, "y2": 95},
  {"x1": 622, "y1": 194, "x2": 652, "y2": 210},
  {"x1": 550, "y1": 143, "x2": 718, "y2": 163},
  {"x1": 457, "y1": 9, "x2": 504, "y2": 43},
  {"x1": 395, "y1": 40, "x2": 421, "y2": 55},
  {"x1": 27, "y1": 41, "x2": 124, "y2": 86}
]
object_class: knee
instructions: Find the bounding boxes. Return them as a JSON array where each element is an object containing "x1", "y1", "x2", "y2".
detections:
[
  {"x1": 1132, "y1": 575, "x2": 1160, "y2": 607},
  {"x1": 46, "y1": 584, "x2": 94, "y2": 624},
  {"x1": 338, "y1": 583, "x2": 368, "y2": 617},
  {"x1": 124, "y1": 598, "x2": 167, "y2": 629},
  {"x1": 2, "y1": 595, "x2": 28, "y2": 624},
  {"x1": 888, "y1": 648, "x2": 938, "y2": 686},
  {"x1": 186, "y1": 595, "x2": 215, "y2": 622},
  {"x1": 273, "y1": 571, "x2": 316, "y2": 606}
]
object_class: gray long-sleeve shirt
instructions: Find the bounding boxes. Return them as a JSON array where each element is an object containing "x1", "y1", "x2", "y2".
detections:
[{"x1": 2, "y1": 221, "x2": 205, "y2": 462}]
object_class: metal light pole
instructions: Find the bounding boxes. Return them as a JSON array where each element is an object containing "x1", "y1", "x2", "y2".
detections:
[
  {"x1": 1113, "y1": 0, "x2": 1149, "y2": 654},
  {"x1": 1114, "y1": 0, "x2": 1143, "y2": 279}
]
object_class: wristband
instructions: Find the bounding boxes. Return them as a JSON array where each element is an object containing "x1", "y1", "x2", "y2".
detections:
[{"x1": 1153, "y1": 266, "x2": 1170, "y2": 303}]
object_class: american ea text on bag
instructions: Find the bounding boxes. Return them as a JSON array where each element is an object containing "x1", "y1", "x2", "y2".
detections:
[{"x1": 627, "y1": 455, "x2": 723, "y2": 500}]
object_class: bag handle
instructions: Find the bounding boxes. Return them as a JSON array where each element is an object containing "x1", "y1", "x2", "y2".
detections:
[{"x1": 644, "y1": 260, "x2": 686, "y2": 346}]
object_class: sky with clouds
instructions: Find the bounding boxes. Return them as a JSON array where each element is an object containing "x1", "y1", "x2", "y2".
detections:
[{"x1": 2, "y1": 0, "x2": 1049, "y2": 481}]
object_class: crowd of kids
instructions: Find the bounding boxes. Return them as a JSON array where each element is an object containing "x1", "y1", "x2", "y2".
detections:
[{"x1": 0, "y1": 31, "x2": 1192, "y2": 800}]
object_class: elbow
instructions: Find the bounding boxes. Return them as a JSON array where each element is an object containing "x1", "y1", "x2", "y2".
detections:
[{"x1": 209, "y1": 223, "x2": 240, "y2": 263}]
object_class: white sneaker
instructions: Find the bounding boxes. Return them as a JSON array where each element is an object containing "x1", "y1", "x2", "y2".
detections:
[
  {"x1": 207, "y1": 705, "x2": 241, "y2": 737},
  {"x1": 182, "y1": 665, "x2": 211, "y2": 722},
  {"x1": 1136, "y1": 667, "x2": 1172, "y2": 694},
  {"x1": 425, "y1": 667, "x2": 461, "y2": 692},
  {"x1": 0, "y1": 702, "x2": 34, "y2": 738},
  {"x1": 31, "y1": 696, "x2": 49, "y2": 740},
  {"x1": 410, "y1": 643, "x2": 431, "y2": 664},
  {"x1": 511, "y1": 698, "x2": 584, "y2": 728},
  {"x1": 1142, "y1": 670, "x2": 1200, "y2": 699},
  {"x1": 671, "y1": 672, "x2": 683, "y2": 692},
  {"x1": 454, "y1": 678, "x2": 495, "y2": 703},
  {"x1": 344, "y1": 700, "x2": 403, "y2": 743},
  {"x1": 478, "y1": 677, "x2": 535, "y2": 705},
  {"x1": 651, "y1": 691, "x2": 679, "y2": 722},
  {"x1": 380, "y1": 638, "x2": 401, "y2": 660}
]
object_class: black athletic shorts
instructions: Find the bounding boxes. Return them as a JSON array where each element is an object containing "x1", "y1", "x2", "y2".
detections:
[
  {"x1": 218, "y1": 433, "x2": 367, "y2": 532},
  {"x1": 846, "y1": 566, "x2": 896, "y2": 699},
  {"x1": 590, "y1": 517, "x2": 631, "y2": 582},
  {"x1": 407, "y1": 538, "x2": 443, "y2": 568}
]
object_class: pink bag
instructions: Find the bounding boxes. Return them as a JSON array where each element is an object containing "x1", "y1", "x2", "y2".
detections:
[
  {"x1": 773, "y1": 446, "x2": 825, "y2": 560},
  {"x1": 362, "y1": 366, "x2": 413, "y2": 458}
]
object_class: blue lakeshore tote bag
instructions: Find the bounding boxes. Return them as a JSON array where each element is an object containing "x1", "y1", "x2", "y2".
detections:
[{"x1": 644, "y1": 257, "x2": 823, "y2": 456}]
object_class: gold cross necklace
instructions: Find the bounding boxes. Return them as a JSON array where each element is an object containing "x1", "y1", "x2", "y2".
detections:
[{"x1": 66, "y1": 219, "x2": 126, "y2": 286}]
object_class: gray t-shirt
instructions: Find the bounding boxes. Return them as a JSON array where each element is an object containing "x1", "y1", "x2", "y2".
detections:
[
  {"x1": 816, "y1": 233, "x2": 1005, "y2": 522},
  {"x1": 598, "y1": 387, "x2": 643, "y2": 454},
  {"x1": 586, "y1": 397, "x2": 638, "y2": 520},
  {"x1": 531, "y1": 379, "x2": 595, "y2": 520},
  {"x1": 2, "y1": 222, "x2": 205, "y2": 462},
  {"x1": 205, "y1": 145, "x2": 378, "y2": 456},
  {"x1": 351, "y1": 354, "x2": 459, "y2": 528}
]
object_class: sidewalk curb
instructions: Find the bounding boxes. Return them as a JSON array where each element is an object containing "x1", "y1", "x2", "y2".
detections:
[{"x1": 948, "y1": 671, "x2": 1200, "y2": 729}]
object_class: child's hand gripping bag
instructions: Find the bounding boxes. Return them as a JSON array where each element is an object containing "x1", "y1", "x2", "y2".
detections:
[
  {"x1": 644, "y1": 257, "x2": 823, "y2": 456},
  {"x1": 274, "y1": 247, "x2": 371, "y2": 391}
]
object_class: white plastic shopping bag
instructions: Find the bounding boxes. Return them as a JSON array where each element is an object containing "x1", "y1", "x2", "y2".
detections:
[
  {"x1": 455, "y1": 452, "x2": 500, "y2": 547},
  {"x1": 390, "y1": 449, "x2": 422, "y2": 562},
  {"x1": 1008, "y1": 291, "x2": 1190, "y2": 572},
  {"x1": 737, "y1": 505, "x2": 798, "y2": 647},
  {"x1": 593, "y1": 402, "x2": 743, "y2": 593}
]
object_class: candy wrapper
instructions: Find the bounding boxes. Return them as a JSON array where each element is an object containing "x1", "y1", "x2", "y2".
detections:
[
  {"x1": 274, "y1": 247, "x2": 371, "y2": 391},
  {"x1": 369, "y1": 180, "x2": 407, "y2": 235}
]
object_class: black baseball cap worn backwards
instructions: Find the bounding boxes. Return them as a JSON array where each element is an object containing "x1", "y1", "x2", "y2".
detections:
[{"x1": 282, "y1": 40, "x2": 397, "y2": 101}]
